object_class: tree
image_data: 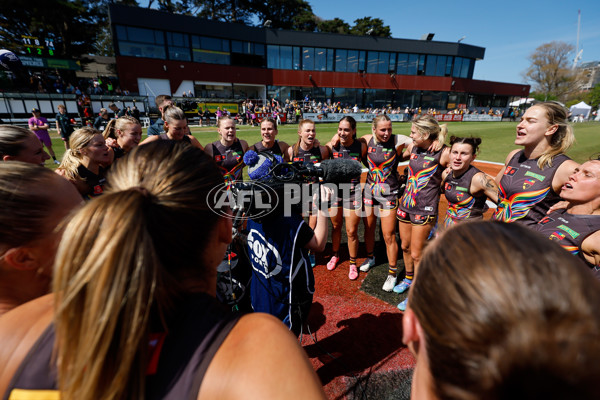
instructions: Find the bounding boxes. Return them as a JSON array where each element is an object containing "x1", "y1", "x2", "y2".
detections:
[
  {"x1": 523, "y1": 41, "x2": 585, "y2": 102},
  {"x1": 250, "y1": 0, "x2": 316, "y2": 30},
  {"x1": 349, "y1": 17, "x2": 391, "y2": 37},
  {"x1": 317, "y1": 18, "x2": 350, "y2": 34}
]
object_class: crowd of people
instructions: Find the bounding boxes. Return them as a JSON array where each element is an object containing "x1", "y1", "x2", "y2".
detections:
[{"x1": 0, "y1": 99, "x2": 599, "y2": 399}]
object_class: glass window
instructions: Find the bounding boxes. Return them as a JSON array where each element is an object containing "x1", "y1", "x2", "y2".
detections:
[
  {"x1": 314, "y1": 47, "x2": 326, "y2": 71},
  {"x1": 461, "y1": 58, "x2": 471, "y2": 78},
  {"x1": 128, "y1": 27, "x2": 157, "y2": 44},
  {"x1": 267, "y1": 45, "x2": 279, "y2": 69},
  {"x1": 303, "y1": 47, "x2": 314, "y2": 70},
  {"x1": 358, "y1": 51, "x2": 366, "y2": 72},
  {"x1": 116, "y1": 25, "x2": 127, "y2": 40},
  {"x1": 280, "y1": 46, "x2": 292, "y2": 70},
  {"x1": 292, "y1": 47, "x2": 300, "y2": 70},
  {"x1": 254, "y1": 44, "x2": 265, "y2": 56},
  {"x1": 166, "y1": 32, "x2": 190, "y2": 61},
  {"x1": 367, "y1": 51, "x2": 379, "y2": 73},
  {"x1": 425, "y1": 55, "x2": 437, "y2": 76},
  {"x1": 336, "y1": 49, "x2": 347, "y2": 72},
  {"x1": 396, "y1": 53, "x2": 408, "y2": 75},
  {"x1": 377, "y1": 52, "x2": 389, "y2": 74},
  {"x1": 231, "y1": 40, "x2": 242, "y2": 53},
  {"x1": 445, "y1": 56, "x2": 453, "y2": 76},
  {"x1": 435, "y1": 56, "x2": 446, "y2": 76},
  {"x1": 116, "y1": 26, "x2": 166, "y2": 59},
  {"x1": 347, "y1": 50, "x2": 358, "y2": 72},
  {"x1": 407, "y1": 54, "x2": 418, "y2": 75},
  {"x1": 417, "y1": 54, "x2": 426, "y2": 75},
  {"x1": 453, "y1": 57, "x2": 462, "y2": 77},
  {"x1": 326, "y1": 49, "x2": 334, "y2": 71},
  {"x1": 192, "y1": 35, "x2": 230, "y2": 65},
  {"x1": 388, "y1": 53, "x2": 396, "y2": 73}
]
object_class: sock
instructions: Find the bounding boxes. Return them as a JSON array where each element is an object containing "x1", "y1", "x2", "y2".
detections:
[
  {"x1": 349, "y1": 257, "x2": 356, "y2": 266},
  {"x1": 367, "y1": 252, "x2": 374, "y2": 260},
  {"x1": 405, "y1": 271, "x2": 414, "y2": 283},
  {"x1": 388, "y1": 264, "x2": 397, "y2": 276},
  {"x1": 52, "y1": 156, "x2": 57, "y2": 161}
]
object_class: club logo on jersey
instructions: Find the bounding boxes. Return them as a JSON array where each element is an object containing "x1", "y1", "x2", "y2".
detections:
[
  {"x1": 504, "y1": 166, "x2": 518, "y2": 176},
  {"x1": 333, "y1": 152, "x2": 342, "y2": 158},
  {"x1": 549, "y1": 231, "x2": 566, "y2": 241},
  {"x1": 522, "y1": 179, "x2": 536, "y2": 190},
  {"x1": 444, "y1": 183, "x2": 452, "y2": 191},
  {"x1": 368, "y1": 147, "x2": 377, "y2": 153},
  {"x1": 558, "y1": 224, "x2": 580, "y2": 239},
  {"x1": 410, "y1": 153, "x2": 418, "y2": 160},
  {"x1": 215, "y1": 155, "x2": 225, "y2": 162},
  {"x1": 538, "y1": 216, "x2": 554, "y2": 225}
]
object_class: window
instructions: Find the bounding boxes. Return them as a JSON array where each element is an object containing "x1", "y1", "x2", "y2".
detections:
[
  {"x1": 192, "y1": 36, "x2": 230, "y2": 65},
  {"x1": 358, "y1": 51, "x2": 366, "y2": 72},
  {"x1": 303, "y1": 47, "x2": 314, "y2": 70},
  {"x1": 166, "y1": 32, "x2": 190, "y2": 61},
  {"x1": 232, "y1": 40, "x2": 266, "y2": 67},
  {"x1": 396, "y1": 53, "x2": 408, "y2": 75},
  {"x1": 388, "y1": 53, "x2": 396, "y2": 73},
  {"x1": 367, "y1": 51, "x2": 379, "y2": 73},
  {"x1": 326, "y1": 48, "x2": 334, "y2": 71},
  {"x1": 314, "y1": 47, "x2": 327, "y2": 71},
  {"x1": 347, "y1": 50, "x2": 359, "y2": 72},
  {"x1": 425, "y1": 55, "x2": 437, "y2": 76},
  {"x1": 280, "y1": 46, "x2": 293, "y2": 70},
  {"x1": 267, "y1": 45, "x2": 279, "y2": 68},
  {"x1": 115, "y1": 25, "x2": 166, "y2": 59},
  {"x1": 292, "y1": 47, "x2": 300, "y2": 70},
  {"x1": 336, "y1": 49, "x2": 347, "y2": 72},
  {"x1": 377, "y1": 52, "x2": 390, "y2": 74},
  {"x1": 407, "y1": 54, "x2": 419, "y2": 75}
]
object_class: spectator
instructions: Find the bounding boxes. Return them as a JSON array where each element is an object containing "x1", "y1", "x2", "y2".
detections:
[
  {"x1": 93, "y1": 108, "x2": 111, "y2": 132},
  {"x1": 147, "y1": 95, "x2": 173, "y2": 136},
  {"x1": 28, "y1": 108, "x2": 59, "y2": 164},
  {"x1": 55, "y1": 104, "x2": 74, "y2": 150}
]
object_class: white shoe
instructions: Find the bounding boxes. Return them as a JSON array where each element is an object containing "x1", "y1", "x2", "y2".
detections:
[
  {"x1": 359, "y1": 257, "x2": 375, "y2": 272},
  {"x1": 53, "y1": 159, "x2": 60, "y2": 165},
  {"x1": 382, "y1": 275, "x2": 397, "y2": 292}
]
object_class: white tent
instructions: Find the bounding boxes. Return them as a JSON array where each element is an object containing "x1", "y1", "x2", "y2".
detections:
[
  {"x1": 509, "y1": 98, "x2": 534, "y2": 107},
  {"x1": 569, "y1": 101, "x2": 592, "y2": 119}
]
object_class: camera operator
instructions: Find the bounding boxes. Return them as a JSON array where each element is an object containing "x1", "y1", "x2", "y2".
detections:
[{"x1": 244, "y1": 151, "x2": 332, "y2": 336}]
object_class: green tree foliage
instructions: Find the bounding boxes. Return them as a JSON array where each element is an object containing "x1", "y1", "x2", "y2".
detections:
[
  {"x1": 250, "y1": 0, "x2": 315, "y2": 30},
  {"x1": 349, "y1": 16, "x2": 391, "y2": 37},
  {"x1": 317, "y1": 18, "x2": 350, "y2": 34},
  {"x1": 587, "y1": 85, "x2": 600, "y2": 109},
  {"x1": 523, "y1": 41, "x2": 585, "y2": 102}
]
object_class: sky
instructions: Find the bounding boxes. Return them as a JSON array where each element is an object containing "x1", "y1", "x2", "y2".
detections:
[{"x1": 308, "y1": 0, "x2": 600, "y2": 86}]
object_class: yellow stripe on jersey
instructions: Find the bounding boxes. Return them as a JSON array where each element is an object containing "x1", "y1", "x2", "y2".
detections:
[{"x1": 8, "y1": 389, "x2": 60, "y2": 400}]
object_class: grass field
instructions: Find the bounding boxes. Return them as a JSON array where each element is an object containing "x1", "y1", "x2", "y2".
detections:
[{"x1": 44, "y1": 120, "x2": 599, "y2": 168}]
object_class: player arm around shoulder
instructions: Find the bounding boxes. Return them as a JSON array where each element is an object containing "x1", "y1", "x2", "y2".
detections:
[
  {"x1": 552, "y1": 159, "x2": 579, "y2": 193},
  {"x1": 189, "y1": 135, "x2": 204, "y2": 150},
  {"x1": 198, "y1": 312, "x2": 326, "y2": 400},
  {"x1": 581, "y1": 231, "x2": 600, "y2": 269}
]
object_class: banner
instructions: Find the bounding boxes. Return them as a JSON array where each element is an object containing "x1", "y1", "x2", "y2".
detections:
[
  {"x1": 302, "y1": 113, "x2": 408, "y2": 123},
  {"x1": 434, "y1": 114, "x2": 463, "y2": 122},
  {"x1": 462, "y1": 114, "x2": 502, "y2": 122}
]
